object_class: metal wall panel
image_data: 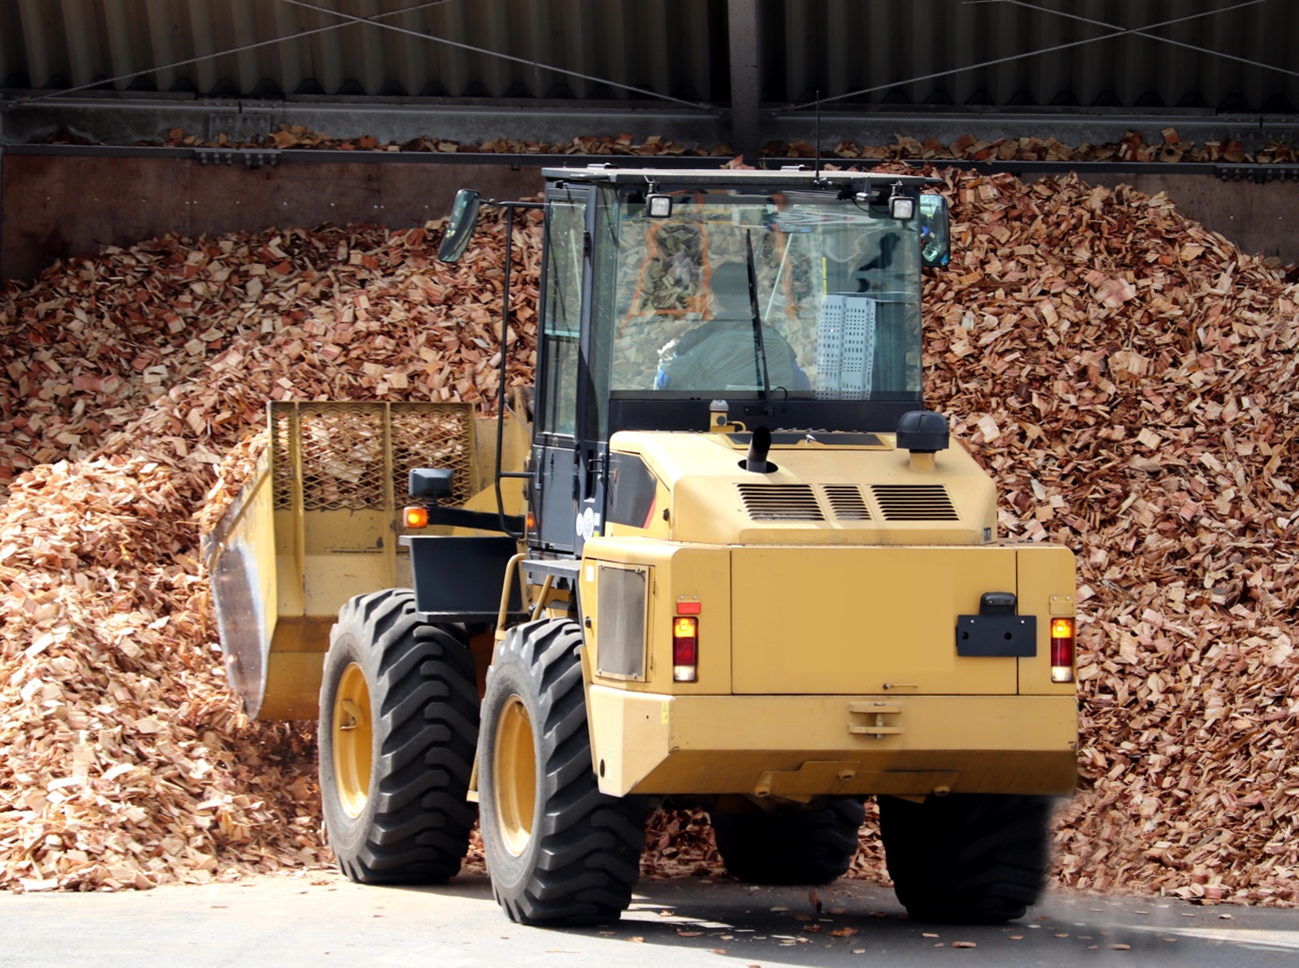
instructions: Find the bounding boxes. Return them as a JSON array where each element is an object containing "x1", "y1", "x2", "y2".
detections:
[
  {"x1": 762, "y1": 0, "x2": 1299, "y2": 113},
  {"x1": 0, "y1": 0, "x2": 725, "y2": 101},
  {"x1": 3, "y1": 0, "x2": 1295, "y2": 112},
  {"x1": 0, "y1": 151, "x2": 543, "y2": 283}
]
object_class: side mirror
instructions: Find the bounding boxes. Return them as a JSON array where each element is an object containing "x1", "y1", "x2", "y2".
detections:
[
  {"x1": 919, "y1": 195, "x2": 951, "y2": 269},
  {"x1": 437, "y1": 189, "x2": 481, "y2": 264},
  {"x1": 409, "y1": 467, "x2": 454, "y2": 500}
]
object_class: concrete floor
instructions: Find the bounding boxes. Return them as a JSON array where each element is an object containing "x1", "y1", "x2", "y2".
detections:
[{"x1": 2, "y1": 871, "x2": 1298, "y2": 968}]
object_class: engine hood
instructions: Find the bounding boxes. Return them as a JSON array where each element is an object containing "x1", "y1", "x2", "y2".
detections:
[{"x1": 604, "y1": 429, "x2": 998, "y2": 546}]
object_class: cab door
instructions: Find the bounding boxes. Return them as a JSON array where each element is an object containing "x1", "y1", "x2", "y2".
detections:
[{"x1": 532, "y1": 185, "x2": 593, "y2": 554}]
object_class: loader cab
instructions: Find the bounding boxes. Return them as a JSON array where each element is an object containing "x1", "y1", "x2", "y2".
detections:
[{"x1": 525, "y1": 167, "x2": 948, "y2": 556}]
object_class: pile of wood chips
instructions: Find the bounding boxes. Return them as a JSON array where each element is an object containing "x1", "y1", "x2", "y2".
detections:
[
  {"x1": 817, "y1": 126, "x2": 1284, "y2": 165},
  {"x1": 3, "y1": 165, "x2": 1298, "y2": 905},
  {"x1": 0, "y1": 209, "x2": 539, "y2": 891},
  {"x1": 40, "y1": 125, "x2": 727, "y2": 159},
  {"x1": 919, "y1": 165, "x2": 1299, "y2": 906}
]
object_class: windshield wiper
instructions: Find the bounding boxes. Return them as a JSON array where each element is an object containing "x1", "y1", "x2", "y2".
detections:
[{"x1": 743, "y1": 231, "x2": 773, "y2": 416}]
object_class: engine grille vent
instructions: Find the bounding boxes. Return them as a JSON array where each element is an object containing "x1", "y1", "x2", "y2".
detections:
[
  {"x1": 871, "y1": 484, "x2": 959, "y2": 521},
  {"x1": 737, "y1": 484, "x2": 824, "y2": 521},
  {"x1": 822, "y1": 485, "x2": 872, "y2": 520}
]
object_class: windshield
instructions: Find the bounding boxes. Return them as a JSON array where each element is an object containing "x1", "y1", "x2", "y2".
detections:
[{"x1": 604, "y1": 188, "x2": 923, "y2": 403}]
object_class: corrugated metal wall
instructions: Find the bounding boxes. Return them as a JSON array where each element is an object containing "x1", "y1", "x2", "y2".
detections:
[
  {"x1": 0, "y1": 0, "x2": 725, "y2": 102},
  {"x1": 1, "y1": 0, "x2": 1296, "y2": 112},
  {"x1": 766, "y1": 0, "x2": 1299, "y2": 111}
]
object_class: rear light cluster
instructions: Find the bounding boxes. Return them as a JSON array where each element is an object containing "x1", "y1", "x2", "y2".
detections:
[
  {"x1": 672, "y1": 604, "x2": 698, "y2": 682},
  {"x1": 1050, "y1": 617, "x2": 1075, "y2": 683}
]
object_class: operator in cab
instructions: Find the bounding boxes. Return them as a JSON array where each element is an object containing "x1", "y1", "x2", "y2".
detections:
[{"x1": 654, "y1": 261, "x2": 810, "y2": 392}]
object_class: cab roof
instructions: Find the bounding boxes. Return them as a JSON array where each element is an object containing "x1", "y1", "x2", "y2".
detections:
[{"x1": 540, "y1": 166, "x2": 940, "y2": 190}]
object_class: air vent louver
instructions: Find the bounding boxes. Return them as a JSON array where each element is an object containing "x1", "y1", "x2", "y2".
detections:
[
  {"x1": 737, "y1": 484, "x2": 824, "y2": 521},
  {"x1": 823, "y1": 485, "x2": 872, "y2": 520},
  {"x1": 871, "y1": 484, "x2": 959, "y2": 521}
]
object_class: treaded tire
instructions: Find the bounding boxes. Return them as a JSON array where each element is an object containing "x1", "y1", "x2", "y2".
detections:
[
  {"x1": 711, "y1": 798, "x2": 864, "y2": 885},
  {"x1": 318, "y1": 588, "x2": 478, "y2": 884},
  {"x1": 478, "y1": 618, "x2": 646, "y2": 926},
  {"x1": 878, "y1": 793, "x2": 1052, "y2": 924}
]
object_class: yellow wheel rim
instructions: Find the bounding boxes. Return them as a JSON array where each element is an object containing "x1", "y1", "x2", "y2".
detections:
[
  {"x1": 493, "y1": 696, "x2": 537, "y2": 857},
  {"x1": 332, "y1": 662, "x2": 373, "y2": 818}
]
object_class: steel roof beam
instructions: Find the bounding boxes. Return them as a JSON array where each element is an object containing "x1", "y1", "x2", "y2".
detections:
[{"x1": 727, "y1": 0, "x2": 759, "y2": 163}]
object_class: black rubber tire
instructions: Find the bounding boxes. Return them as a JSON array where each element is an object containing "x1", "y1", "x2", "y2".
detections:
[
  {"x1": 878, "y1": 793, "x2": 1052, "y2": 924},
  {"x1": 318, "y1": 588, "x2": 479, "y2": 884},
  {"x1": 710, "y1": 798, "x2": 864, "y2": 885},
  {"x1": 478, "y1": 618, "x2": 647, "y2": 926}
]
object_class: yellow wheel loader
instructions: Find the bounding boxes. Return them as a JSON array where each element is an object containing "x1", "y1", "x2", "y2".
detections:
[{"x1": 204, "y1": 166, "x2": 1077, "y2": 926}]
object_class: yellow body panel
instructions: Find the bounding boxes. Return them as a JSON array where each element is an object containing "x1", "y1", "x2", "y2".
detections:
[
  {"x1": 587, "y1": 687, "x2": 1077, "y2": 797},
  {"x1": 579, "y1": 427, "x2": 1078, "y2": 801},
  {"x1": 580, "y1": 541, "x2": 732, "y2": 694},
  {"x1": 729, "y1": 546, "x2": 1017, "y2": 695},
  {"x1": 605, "y1": 431, "x2": 997, "y2": 546},
  {"x1": 1016, "y1": 543, "x2": 1080, "y2": 696},
  {"x1": 581, "y1": 538, "x2": 1076, "y2": 696}
]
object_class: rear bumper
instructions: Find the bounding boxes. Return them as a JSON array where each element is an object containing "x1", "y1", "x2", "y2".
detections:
[{"x1": 587, "y1": 686, "x2": 1077, "y2": 798}]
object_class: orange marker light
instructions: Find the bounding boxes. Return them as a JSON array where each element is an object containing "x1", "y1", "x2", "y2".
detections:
[
  {"x1": 672, "y1": 616, "x2": 698, "y2": 682},
  {"x1": 1050, "y1": 617, "x2": 1075, "y2": 683},
  {"x1": 404, "y1": 506, "x2": 429, "y2": 529}
]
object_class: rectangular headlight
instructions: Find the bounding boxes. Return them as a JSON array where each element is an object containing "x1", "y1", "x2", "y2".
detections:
[{"x1": 596, "y1": 565, "x2": 648, "y2": 678}]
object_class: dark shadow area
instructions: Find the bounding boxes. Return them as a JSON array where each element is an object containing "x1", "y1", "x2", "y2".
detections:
[{"x1": 392, "y1": 873, "x2": 1299, "y2": 966}]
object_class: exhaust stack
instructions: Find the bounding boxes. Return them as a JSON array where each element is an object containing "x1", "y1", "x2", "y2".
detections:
[{"x1": 745, "y1": 426, "x2": 773, "y2": 473}]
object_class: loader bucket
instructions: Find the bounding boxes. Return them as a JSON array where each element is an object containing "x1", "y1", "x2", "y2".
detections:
[{"x1": 202, "y1": 401, "x2": 480, "y2": 719}]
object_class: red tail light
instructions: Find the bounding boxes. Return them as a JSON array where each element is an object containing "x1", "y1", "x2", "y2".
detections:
[
  {"x1": 673, "y1": 617, "x2": 698, "y2": 682},
  {"x1": 1050, "y1": 617, "x2": 1075, "y2": 683}
]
